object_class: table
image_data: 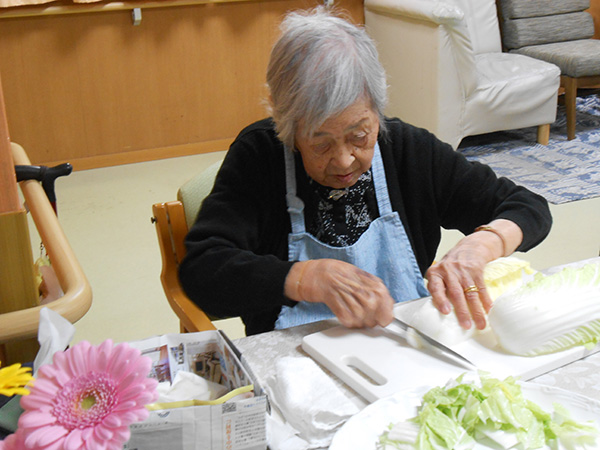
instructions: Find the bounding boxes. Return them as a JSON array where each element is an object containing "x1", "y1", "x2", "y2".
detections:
[
  {"x1": 236, "y1": 321, "x2": 600, "y2": 448},
  {"x1": 236, "y1": 319, "x2": 600, "y2": 404},
  {"x1": 234, "y1": 258, "x2": 600, "y2": 447}
]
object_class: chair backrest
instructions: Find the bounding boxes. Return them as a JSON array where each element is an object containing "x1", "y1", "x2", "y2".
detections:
[
  {"x1": 446, "y1": 0, "x2": 502, "y2": 54},
  {"x1": 177, "y1": 159, "x2": 224, "y2": 228},
  {"x1": 499, "y1": 0, "x2": 593, "y2": 50}
]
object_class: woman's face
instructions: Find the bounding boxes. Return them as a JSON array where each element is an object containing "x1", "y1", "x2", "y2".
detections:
[{"x1": 294, "y1": 98, "x2": 380, "y2": 189}]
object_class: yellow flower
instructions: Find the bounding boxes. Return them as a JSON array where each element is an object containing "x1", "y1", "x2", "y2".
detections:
[{"x1": 0, "y1": 362, "x2": 34, "y2": 396}]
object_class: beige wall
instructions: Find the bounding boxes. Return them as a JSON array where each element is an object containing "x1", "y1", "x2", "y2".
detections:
[{"x1": 0, "y1": 0, "x2": 364, "y2": 170}]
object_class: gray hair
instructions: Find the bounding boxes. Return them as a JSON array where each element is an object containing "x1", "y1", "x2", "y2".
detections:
[{"x1": 266, "y1": 7, "x2": 388, "y2": 149}]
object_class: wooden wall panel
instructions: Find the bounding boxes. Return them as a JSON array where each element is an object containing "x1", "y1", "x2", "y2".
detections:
[
  {"x1": 0, "y1": 74, "x2": 20, "y2": 213},
  {"x1": 0, "y1": 0, "x2": 364, "y2": 169}
]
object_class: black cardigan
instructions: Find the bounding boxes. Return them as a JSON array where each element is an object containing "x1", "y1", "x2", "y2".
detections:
[{"x1": 179, "y1": 118, "x2": 552, "y2": 335}]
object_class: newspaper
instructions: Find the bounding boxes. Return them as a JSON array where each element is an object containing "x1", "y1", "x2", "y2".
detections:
[{"x1": 123, "y1": 331, "x2": 267, "y2": 450}]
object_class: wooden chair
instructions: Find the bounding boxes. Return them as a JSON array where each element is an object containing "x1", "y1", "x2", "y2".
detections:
[{"x1": 151, "y1": 159, "x2": 224, "y2": 333}]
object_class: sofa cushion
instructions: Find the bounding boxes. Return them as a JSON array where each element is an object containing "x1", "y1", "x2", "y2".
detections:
[
  {"x1": 499, "y1": 0, "x2": 590, "y2": 20},
  {"x1": 511, "y1": 39, "x2": 600, "y2": 77},
  {"x1": 502, "y1": 11, "x2": 594, "y2": 50}
]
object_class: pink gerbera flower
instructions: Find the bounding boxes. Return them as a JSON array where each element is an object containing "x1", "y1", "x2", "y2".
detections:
[{"x1": 1, "y1": 340, "x2": 158, "y2": 450}]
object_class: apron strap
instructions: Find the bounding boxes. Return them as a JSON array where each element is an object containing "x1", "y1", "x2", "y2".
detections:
[
  {"x1": 283, "y1": 146, "x2": 307, "y2": 234},
  {"x1": 371, "y1": 142, "x2": 392, "y2": 215}
]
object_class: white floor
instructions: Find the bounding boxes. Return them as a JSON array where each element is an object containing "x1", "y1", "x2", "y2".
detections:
[{"x1": 26, "y1": 151, "x2": 600, "y2": 346}]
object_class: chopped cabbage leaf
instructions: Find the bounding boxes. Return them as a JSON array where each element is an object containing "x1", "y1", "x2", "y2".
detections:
[{"x1": 377, "y1": 373, "x2": 599, "y2": 450}]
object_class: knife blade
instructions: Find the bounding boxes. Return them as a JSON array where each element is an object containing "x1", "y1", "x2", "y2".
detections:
[{"x1": 388, "y1": 317, "x2": 476, "y2": 369}]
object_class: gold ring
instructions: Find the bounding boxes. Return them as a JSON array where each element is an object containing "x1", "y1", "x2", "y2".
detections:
[{"x1": 464, "y1": 285, "x2": 479, "y2": 294}]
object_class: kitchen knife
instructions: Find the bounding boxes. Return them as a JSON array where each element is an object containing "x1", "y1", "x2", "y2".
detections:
[{"x1": 388, "y1": 317, "x2": 476, "y2": 369}]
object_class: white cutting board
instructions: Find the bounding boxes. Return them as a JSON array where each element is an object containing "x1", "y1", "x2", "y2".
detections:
[{"x1": 302, "y1": 298, "x2": 600, "y2": 404}]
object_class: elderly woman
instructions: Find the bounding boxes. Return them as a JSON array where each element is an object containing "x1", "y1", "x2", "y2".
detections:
[{"x1": 179, "y1": 7, "x2": 551, "y2": 336}]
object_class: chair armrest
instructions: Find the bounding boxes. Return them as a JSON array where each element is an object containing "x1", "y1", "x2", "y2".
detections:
[
  {"x1": 160, "y1": 263, "x2": 216, "y2": 333},
  {"x1": 0, "y1": 143, "x2": 92, "y2": 343},
  {"x1": 364, "y1": 0, "x2": 464, "y2": 25}
]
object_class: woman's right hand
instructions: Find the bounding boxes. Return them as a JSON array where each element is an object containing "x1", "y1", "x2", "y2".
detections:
[{"x1": 285, "y1": 259, "x2": 395, "y2": 328}]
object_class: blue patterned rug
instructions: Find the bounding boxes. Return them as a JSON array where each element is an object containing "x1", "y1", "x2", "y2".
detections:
[{"x1": 458, "y1": 93, "x2": 600, "y2": 204}]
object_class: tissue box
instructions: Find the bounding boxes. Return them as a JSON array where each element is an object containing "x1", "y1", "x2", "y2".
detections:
[{"x1": 123, "y1": 330, "x2": 267, "y2": 450}]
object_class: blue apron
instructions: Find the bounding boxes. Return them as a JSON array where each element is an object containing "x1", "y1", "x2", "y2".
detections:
[{"x1": 274, "y1": 142, "x2": 429, "y2": 329}]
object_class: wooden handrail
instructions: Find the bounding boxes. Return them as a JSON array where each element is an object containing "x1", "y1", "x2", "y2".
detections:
[
  {"x1": 0, "y1": 0, "x2": 267, "y2": 20},
  {"x1": 0, "y1": 143, "x2": 92, "y2": 343}
]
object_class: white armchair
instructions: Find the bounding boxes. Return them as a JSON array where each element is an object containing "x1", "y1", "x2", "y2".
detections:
[{"x1": 364, "y1": 0, "x2": 562, "y2": 149}]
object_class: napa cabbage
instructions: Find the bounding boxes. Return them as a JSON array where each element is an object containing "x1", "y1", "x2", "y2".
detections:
[
  {"x1": 483, "y1": 257, "x2": 535, "y2": 301},
  {"x1": 408, "y1": 257, "x2": 534, "y2": 347},
  {"x1": 488, "y1": 262, "x2": 600, "y2": 356}
]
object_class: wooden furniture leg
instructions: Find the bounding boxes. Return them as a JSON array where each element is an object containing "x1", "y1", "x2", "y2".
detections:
[
  {"x1": 536, "y1": 124, "x2": 550, "y2": 145},
  {"x1": 562, "y1": 76, "x2": 578, "y2": 141}
]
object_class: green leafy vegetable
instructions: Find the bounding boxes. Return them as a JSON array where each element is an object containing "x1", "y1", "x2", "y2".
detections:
[
  {"x1": 378, "y1": 373, "x2": 599, "y2": 450},
  {"x1": 488, "y1": 263, "x2": 600, "y2": 356}
]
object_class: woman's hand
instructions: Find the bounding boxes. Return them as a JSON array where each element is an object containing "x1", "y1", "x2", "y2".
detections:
[
  {"x1": 426, "y1": 219, "x2": 523, "y2": 330},
  {"x1": 285, "y1": 259, "x2": 395, "y2": 328},
  {"x1": 426, "y1": 236, "x2": 494, "y2": 331}
]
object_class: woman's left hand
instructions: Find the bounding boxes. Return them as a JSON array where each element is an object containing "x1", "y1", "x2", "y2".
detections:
[
  {"x1": 426, "y1": 219, "x2": 523, "y2": 330},
  {"x1": 426, "y1": 234, "x2": 500, "y2": 330}
]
